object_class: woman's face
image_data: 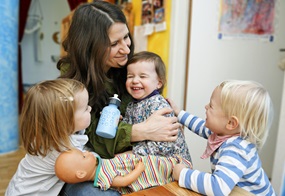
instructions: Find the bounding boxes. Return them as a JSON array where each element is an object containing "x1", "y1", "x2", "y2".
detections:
[{"x1": 106, "y1": 23, "x2": 131, "y2": 70}]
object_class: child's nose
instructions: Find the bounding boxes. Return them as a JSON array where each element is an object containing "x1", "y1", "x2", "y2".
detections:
[
  {"x1": 205, "y1": 104, "x2": 209, "y2": 110},
  {"x1": 132, "y1": 76, "x2": 139, "y2": 83}
]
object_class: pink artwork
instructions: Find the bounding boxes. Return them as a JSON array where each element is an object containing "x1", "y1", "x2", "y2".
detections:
[{"x1": 218, "y1": 0, "x2": 275, "y2": 40}]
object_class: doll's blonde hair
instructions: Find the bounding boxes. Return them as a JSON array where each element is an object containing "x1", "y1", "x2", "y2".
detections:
[
  {"x1": 219, "y1": 80, "x2": 273, "y2": 149},
  {"x1": 20, "y1": 78, "x2": 85, "y2": 156}
]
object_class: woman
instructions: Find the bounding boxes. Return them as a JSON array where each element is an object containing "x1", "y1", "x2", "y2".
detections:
[{"x1": 57, "y1": 1, "x2": 180, "y2": 195}]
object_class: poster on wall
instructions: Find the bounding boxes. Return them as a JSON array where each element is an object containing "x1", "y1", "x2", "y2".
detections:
[
  {"x1": 141, "y1": 0, "x2": 166, "y2": 33},
  {"x1": 218, "y1": 0, "x2": 276, "y2": 42}
]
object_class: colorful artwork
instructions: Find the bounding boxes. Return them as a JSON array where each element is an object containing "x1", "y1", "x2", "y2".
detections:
[{"x1": 218, "y1": 0, "x2": 276, "y2": 41}]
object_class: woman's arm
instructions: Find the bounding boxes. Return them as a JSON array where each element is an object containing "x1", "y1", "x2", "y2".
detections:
[
  {"x1": 111, "y1": 161, "x2": 145, "y2": 187},
  {"x1": 131, "y1": 108, "x2": 180, "y2": 142},
  {"x1": 86, "y1": 108, "x2": 180, "y2": 158}
]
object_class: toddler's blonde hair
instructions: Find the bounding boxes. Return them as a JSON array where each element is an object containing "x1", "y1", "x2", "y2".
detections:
[
  {"x1": 219, "y1": 80, "x2": 273, "y2": 149},
  {"x1": 20, "y1": 78, "x2": 86, "y2": 156}
]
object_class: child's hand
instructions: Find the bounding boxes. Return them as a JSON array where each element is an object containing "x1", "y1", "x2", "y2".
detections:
[
  {"x1": 166, "y1": 98, "x2": 181, "y2": 116},
  {"x1": 135, "y1": 161, "x2": 145, "y2": 173},
  {"x1": 173, "y1": 163, "x2": 187, "y2": 181}
]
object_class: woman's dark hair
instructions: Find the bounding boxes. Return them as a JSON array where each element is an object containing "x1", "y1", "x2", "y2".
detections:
[{"x1": 57, "y1": 1, "x2": 134, "y2": 115}]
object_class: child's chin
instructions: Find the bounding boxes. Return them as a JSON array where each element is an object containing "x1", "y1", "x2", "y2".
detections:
[{"x1": 205, "y1": 121, "x2": 209, "y2": 128}]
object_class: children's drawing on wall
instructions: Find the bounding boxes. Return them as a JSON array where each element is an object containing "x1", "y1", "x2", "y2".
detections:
[
  {"x1": 218, "y1": 0, "x2": 276, "y2": 42},
  {"x1": 141, "y1": 0, "x2": 166, "y2": 33}
]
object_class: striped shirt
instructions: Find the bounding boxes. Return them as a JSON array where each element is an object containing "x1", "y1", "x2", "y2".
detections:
[
  {"x1": 177, "y1": 110, "x2": 276, "y2": 196},
  {"x1": 95, "y1": 154, "x2": 192, "y2": 194}
]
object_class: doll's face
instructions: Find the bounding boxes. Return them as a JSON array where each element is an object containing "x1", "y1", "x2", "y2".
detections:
[
  {"x1": 56, "y1": 148, "x2": 99, "y2": 183},
  {"x1": 76, "y1": 149, "x2": 97, "y2": 171},
  {"x1": 69, "y1": 149, "x2": 98, "y2": 181}
]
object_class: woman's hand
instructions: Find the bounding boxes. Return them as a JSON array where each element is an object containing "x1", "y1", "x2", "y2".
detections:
[
  {"x1": 131, "y1": 108, "x2": 180, "y2": 142},
  {"x1": 172, "y1": 163, "x2": 187, "y2": 181}
]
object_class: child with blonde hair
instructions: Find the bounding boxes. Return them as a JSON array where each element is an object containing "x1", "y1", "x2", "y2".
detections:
[
  {"x1": 169, "y1": 80, "x2": 276, "y2": 196},
  {"x1": 5, "y1": 78, "x2": 92, "y2": 196}
]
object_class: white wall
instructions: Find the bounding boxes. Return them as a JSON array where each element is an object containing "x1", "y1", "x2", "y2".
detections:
[
  {"x1": 168, "y1": 0, "x2": 285, "y2": 193},
  {"x1": 272, "y1": 73, "x2": 285, "y2": 194},
  {"x1": 21, "y1": 0, "x2": 70, "y2": 86}
]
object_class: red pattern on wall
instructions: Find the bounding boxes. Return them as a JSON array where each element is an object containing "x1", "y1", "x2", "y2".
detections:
[{"x1": 19, "y1": 0, "x2": 32, "y2": 113}]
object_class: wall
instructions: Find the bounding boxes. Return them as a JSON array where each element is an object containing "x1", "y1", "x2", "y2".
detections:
[
  {"x1": 272, "y1": 73, "x2": 285, "y2": 193},
  {"x1": 0, "y1": 0, "x2": 19, "y2": 154},
  {"x1": 168, "y1": 0, "x2": 190, "y2": 109},
  {"x1": 21, "y1": 0, "x2": 70, "y2": 87},
  {"x1": 167, "y1": 0, "x2": 285, "y2": 194}
]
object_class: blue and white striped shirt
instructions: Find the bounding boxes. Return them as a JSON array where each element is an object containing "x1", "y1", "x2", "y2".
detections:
[{"x1": 177, "y1": 110, "x2": 276, "y2": 196}]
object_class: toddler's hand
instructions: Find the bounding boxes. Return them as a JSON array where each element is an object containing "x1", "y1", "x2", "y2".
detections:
[
  {"x1": 166, "y1": 98, "x2": 181, "y2": 116},
  {"x1": 135, "y1": 161, "x2": 145, "y2": 173},
  {"x1": 173, "y1": 163, "x2": 187, "y2": 181}
]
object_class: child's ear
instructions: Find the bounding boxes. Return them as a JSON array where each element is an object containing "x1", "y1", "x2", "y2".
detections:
[
  {"x1": 226, "y1": 116, "x2": 239, "y2": 130},
  {"x1": 157, "y1": 80, "x2": 163, "y2": 89},
  {"x1": 76, "y1": 170, "x2": 87, "y2": 179}
]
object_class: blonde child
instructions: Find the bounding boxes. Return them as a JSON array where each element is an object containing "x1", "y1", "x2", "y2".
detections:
[
  {"x1": 123, "y1": 51, "x2": 191, "y2": 162},
  {"x1": 5, "y1": 78, "x2": 91, "y2": 196},
  {"x1": 169, "y1": 80, "x2": 276, "y2": 195},
  {"x1": 55, "y1": 148, "x2": 192, "y2": 194}
]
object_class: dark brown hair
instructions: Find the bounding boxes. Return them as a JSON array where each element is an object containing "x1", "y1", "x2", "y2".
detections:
[{"x1": 57, "y1": 1, "x2": 134, "y2": 115}]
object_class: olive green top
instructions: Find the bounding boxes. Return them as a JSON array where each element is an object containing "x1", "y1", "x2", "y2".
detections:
[{"x1": 85, "y1": 89, "x2": 133, "y2": 159}]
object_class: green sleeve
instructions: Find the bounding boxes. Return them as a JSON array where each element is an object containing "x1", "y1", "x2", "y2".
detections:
[{"x1": 85, "y1": 116, "x2": 133, "y2": 159}]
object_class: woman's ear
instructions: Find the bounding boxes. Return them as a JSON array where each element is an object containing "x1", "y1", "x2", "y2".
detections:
[
  {"x1": 226, "y1": 116, "x2": 239, "y2": 130},
  {"x1": 76, "y1": 170, "x2": 87, "y2": 179}
]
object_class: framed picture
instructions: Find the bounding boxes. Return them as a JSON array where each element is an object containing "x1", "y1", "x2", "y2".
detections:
[{"x1": 141, "y1": 0, "x2": 165, "y2": 25}]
